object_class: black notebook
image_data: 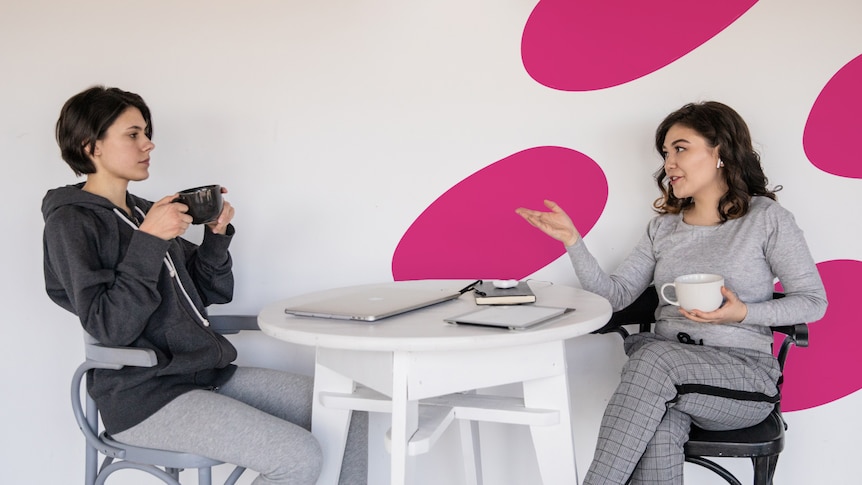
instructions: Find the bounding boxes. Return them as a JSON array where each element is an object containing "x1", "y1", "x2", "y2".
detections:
[{"x1": 473, "y1": 280, "x2": 537, "y2": 305}]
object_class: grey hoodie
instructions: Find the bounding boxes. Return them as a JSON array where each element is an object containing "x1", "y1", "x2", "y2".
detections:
[{"x1": 42, "y1": 183, "x2": 237, "y2": 434}]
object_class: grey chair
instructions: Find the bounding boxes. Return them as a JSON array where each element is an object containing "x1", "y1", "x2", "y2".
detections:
[
  {"x1": 594, "y1": 287, "x2": 809, "y2": 485},
  {"x1": 71, "y1": 315, "x2": 259, "y2": 485}
]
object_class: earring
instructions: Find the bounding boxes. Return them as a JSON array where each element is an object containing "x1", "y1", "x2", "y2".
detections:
[{"x1": 717, "y1": 158, "x2": 724, "y2": 169}]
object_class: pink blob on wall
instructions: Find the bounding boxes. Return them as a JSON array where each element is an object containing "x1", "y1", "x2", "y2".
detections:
[
  {"x1": 521, "y1": 0, "x2": 758, "y2": 91},
  {"x1": 777, "y1": 259, "x2": 862, "y2": 412},
  {"x1": 392, "y1": 146, "x2": 608, "y2": 281},
  {"x1": 803, "y1": 53, "x2": 862, "y2": 179}
]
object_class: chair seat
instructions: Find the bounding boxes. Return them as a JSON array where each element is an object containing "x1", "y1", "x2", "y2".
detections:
[
  {"x1": 101, "y1": 433, "x2": 225, "y2": 469},
  {"x1": 685, "y1": 409, "x2": 784, "y2": 458}
]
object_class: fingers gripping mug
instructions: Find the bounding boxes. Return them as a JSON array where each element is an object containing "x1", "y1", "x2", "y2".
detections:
[
  {"x1": 174, "y1": 185, "x2": 223, "y2": 224},
  {"x1": 660, "y1": 273, "x2": 724, "y2": 312}
]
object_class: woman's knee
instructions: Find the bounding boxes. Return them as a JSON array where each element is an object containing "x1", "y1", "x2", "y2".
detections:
[
  {"x1": 260, "y1": 431, "x2": 323, "y2": 485},
  {"x1": 290, "y1": 432, "x2": 324, "y2": 483},
  {"x1": 652, "y1": 408, "x2": 690, "y2": 448}
]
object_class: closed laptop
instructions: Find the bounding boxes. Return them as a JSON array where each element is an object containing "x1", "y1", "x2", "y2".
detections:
[{"x1": 284, "y1": 285, "x2": 464, "y2": 322}]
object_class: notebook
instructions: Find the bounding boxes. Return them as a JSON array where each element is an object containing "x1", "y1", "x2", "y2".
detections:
[
  {"x1": 283, "y1": 285, "x2": 465, "y2": 322},
  {"x1": 473, "y1": 280, "x2": 537, "y2": 305},
  {"x1": 445, "y1": 305, "x2": 573, "y2": 330}
]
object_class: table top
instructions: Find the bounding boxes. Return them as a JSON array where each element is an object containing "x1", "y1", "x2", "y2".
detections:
[{"x1": 258, "y1": 279, "x2": 612, "y2": 352}]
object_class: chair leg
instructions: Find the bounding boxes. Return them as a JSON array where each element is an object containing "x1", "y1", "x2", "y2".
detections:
[
  {"x1": 198, "y1": 466, "x2": 212, "y2": 485},
  {"x1": 85, "y1": 399, "x2": 99, "y2": 485},
  {"x1": 752, "y1": 455, "x2": 778, "y2": 485},
  {"x1": 685, "y1": 456, "x2": 742, "y2": 485},
  {"x1": 768, "y1": 455, "x2": 780, "y2": 481},
  {"x1": 224, "y1": 466, "x2": 247, "y2": 485}
]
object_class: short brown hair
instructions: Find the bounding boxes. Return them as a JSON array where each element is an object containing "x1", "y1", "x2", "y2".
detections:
[{"x1": 55, "y1": 86, "x2": 152, "y2": 176}]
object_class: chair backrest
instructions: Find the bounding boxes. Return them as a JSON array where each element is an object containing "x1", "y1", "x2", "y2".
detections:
[
  {"x1": 599, "y1": 288, "x2": 659, "y2": 334},
  {"x1": 72, "y1": 337, "x2": 157, "y2": 483}
]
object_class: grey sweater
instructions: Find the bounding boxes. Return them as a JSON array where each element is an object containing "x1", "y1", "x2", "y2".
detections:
[{"x1": 568, "y1": 196, "x2": 827, "y2": 354}]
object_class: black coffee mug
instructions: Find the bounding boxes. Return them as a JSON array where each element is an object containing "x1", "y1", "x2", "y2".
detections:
[{"x1": 174, "y1": 184, "x2": 223, "y2": 224}]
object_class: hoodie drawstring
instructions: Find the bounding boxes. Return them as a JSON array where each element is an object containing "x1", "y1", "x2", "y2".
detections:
[{"x1": 113, "y1": 207, "x2": 210, "y2": 327}]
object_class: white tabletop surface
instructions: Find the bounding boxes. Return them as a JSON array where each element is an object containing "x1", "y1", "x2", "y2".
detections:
[{"x1": 258, "y1": 279, "x2": 612, "y2": 352}]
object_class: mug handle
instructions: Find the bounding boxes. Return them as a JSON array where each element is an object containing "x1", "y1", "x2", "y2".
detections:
[{"x1": 659, "y1": 282, "x2": 680, "y2": 306}]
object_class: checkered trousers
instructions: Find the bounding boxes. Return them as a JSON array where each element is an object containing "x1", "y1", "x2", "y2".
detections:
[{"x1": 582, "y1": 332, "x2": 781, "y2": 485}]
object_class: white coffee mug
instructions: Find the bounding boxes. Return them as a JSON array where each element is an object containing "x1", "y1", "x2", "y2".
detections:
[{"x1": 660, "y1": 273, "x2": 725, "y2": 312}]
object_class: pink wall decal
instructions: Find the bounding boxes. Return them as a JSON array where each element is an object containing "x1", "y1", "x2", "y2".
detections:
[
  {"x1": 803, "y1": 53, "x2": 862, "y2": 179},
  {"x1": 392, "y1": 146, "x2": 608, "y2": 280},
  {"x1": 777, "y1": 259, "x2": 862, "y2": 412},
  {"x1": 521, "y1": 0, "x2": 758, "y2": 91},
  {"x1": 391, "y1": 1, "x2": 855, "y2": 414}
]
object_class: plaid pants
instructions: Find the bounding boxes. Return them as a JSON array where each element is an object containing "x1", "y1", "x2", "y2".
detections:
[{"x1": 583, "y1": 332, "x2": 781, "y2": 485}]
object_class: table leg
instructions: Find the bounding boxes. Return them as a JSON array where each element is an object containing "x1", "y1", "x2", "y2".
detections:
[
  {"x1": 523, "y1": 347, "x2": 578, "y2": 484},
  {"x1": 367, "y1": 412, "x2": 391, "y2": 484},
  {"x1": 312, "y1": 360, "x2": 354, "y2": 485},
  {"x1": 459, "y1": 419, "x2": 483, "y2": 485},
  {"x1": 390, "y1": 352, "x2": 418, "y2": 485}
]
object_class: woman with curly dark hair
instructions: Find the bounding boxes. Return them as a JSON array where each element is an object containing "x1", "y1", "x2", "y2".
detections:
[
  {"x1": 517, "y1": 101, "x2": 827, "y2": 484},
  {"x1": 652, "y1": 101, "x2": 777, "y2": 222}
]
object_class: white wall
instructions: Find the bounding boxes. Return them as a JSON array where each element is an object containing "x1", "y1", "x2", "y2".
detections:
[{"x1": 2, "y1": 0, "x2": 860, "y2": 483}]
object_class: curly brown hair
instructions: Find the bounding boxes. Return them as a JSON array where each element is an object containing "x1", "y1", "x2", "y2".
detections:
[{"x1": 653, "y1": 101, "x2": 778, "y2": 222}]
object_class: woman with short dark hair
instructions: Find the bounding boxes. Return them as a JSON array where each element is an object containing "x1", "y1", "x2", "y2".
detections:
[{"x1": 44, "y1": 85, "x2": 366, "y2": 485}]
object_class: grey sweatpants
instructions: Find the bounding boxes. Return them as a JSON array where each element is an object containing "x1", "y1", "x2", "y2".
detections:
[
  {"x1": 583, "y1": 333, "x2": 781, "y2": 485},
  {"x1": 113, "y1": 367, "x2": 368, "y2": 485}
]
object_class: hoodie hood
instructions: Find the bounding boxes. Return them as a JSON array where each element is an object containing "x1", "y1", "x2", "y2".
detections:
[{"x1": 42, "y1": 183, "x2": 146, "y2": 222}]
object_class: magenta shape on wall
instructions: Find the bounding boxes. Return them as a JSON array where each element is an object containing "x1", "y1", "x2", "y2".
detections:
[
  {"x1": 392, "y1": 146, "x2": 608, "y2": 281},
  {"x1": 777, "y1": 259, "x2": 862, "y2": 412},
  {"x1": 521, "y1": 0, "x2": 758, "y2": 91},
  {"x1": 803, "y1": 53, "x2": 862, "y2": 179}
]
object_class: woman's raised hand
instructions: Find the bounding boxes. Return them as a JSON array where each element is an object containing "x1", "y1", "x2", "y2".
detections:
[
  {"x1": 516, "y1": 199, "x2": 581, "y2": 247},
  {"x1": 139, "y1": 195, "x2": 193, "y2": 240},
  {"x1": 206, "y1": 186, "x2": 234, "y2": 235}
]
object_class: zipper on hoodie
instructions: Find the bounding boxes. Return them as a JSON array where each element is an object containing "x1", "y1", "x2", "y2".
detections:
[{"x1": 114, "y1": 207, "x2": 211, "y2": 327}]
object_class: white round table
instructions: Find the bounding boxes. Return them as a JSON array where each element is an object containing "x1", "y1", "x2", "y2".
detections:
[{"x1": 258, "y1": 279, "x2": 612, "y2": 485}]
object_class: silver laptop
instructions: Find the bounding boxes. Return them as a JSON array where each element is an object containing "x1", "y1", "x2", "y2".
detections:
[{"x1": 284, "y1": 285, "x2": 467, "y2": 322}]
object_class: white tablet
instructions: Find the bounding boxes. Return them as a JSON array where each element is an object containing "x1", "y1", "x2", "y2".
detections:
[{"x1": 445, "y1": 305, "x2": 573, "y2": 330}]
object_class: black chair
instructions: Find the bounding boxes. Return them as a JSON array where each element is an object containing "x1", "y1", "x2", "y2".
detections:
[
  {"x1": 72, "y1": 315, "x2": 259, "y2": 485},
  {"x1": 594, "y1": 287, "x2": 809, "y2": 485}
]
